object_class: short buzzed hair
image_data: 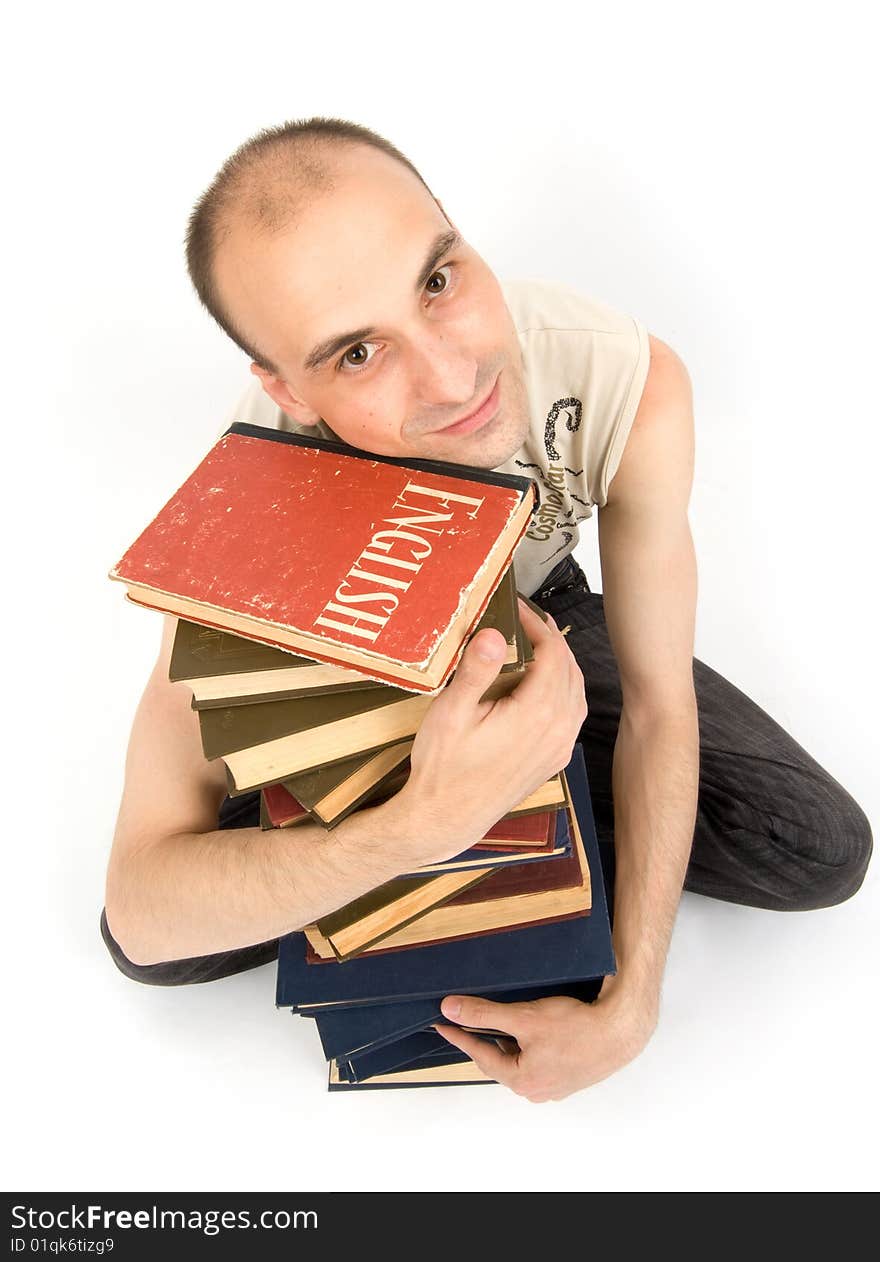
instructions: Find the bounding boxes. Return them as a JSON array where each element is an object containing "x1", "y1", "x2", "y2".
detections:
[{"x1": 185, "y1": 116, "x2": 437, "y2": 370}]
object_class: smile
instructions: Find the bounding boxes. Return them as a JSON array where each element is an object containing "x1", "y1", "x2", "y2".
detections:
[{"x1": 434, "y1": 374, "x2": 501, "y2": 436}]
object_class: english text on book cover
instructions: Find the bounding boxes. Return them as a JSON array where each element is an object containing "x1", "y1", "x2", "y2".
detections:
[{"x1": 111, "y1": 433, "x2": 528, "y2": 669}]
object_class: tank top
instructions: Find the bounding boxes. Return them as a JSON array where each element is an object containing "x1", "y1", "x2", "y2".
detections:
[{"x1": 218, "y1": 277, "x2": 651, "y2": 597}]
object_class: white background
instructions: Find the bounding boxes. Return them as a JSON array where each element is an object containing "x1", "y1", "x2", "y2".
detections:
[{"x1": 4, "y1": 0, "x2": 877, "y2": 1193}]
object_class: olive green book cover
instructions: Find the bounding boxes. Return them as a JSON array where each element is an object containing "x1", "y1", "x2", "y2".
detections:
[
  {"x1": 281, "y1": 745, "x2": 414, "y2": 827},
  {"x1": 199, "y1": 683, "x2": 406, "y2": 762},
  {"x1": 175, "y1": 561, "x2": 525, "y2": 709},
  {"x1": 222, "y1": 692, "x2": 432, "y2": 793},
  {"x1": 171, "y1": 620, "x2": 378, "y2": 708},
  {"x1": 317, "y1": 867, "x2": 494, "y2": 962}
]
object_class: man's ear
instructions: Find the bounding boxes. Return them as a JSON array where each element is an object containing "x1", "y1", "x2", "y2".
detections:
[{"x1": 249, "y1": 362, "x2": 322, "y2": 427}]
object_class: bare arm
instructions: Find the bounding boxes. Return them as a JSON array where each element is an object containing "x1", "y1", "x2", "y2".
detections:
[
  {"x1": 597, "y1": 334, "x2": 699, "y2": 1021},
  {"x1": 105, "y1": 601, "x2": 584, "y2": 967},
  {"x1": 104, "y1": 616, "x2": 422, "y2": 964}
]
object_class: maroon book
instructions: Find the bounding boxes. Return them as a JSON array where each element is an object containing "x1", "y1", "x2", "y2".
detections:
[{"x1": 263, "y1": 783, "x2": 308, "y2": 827}]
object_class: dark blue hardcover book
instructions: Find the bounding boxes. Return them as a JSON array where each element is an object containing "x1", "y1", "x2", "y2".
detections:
[
  {"x1": 276, "y1": 745, "x2": 614, "y2": 1012},
  {"x1": 341, "y1": 1031, "x2": 457, "y2": 1082},
  {"x1": 340, "y1": 1048, "x2": 476, "y2": 1084},
  {"x1": 310, "y1": 976, "x2": 605, "y2": 1061},
  {"x1": 328, "y1": 1046, "x2": 493, "y2": 1091},
  {"x1": 341, "y1": 1028, "x2": 506, "y2": 1082}
]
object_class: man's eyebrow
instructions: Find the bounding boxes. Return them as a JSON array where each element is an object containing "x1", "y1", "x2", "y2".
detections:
[{"x1": 302, "y1": 229, "x2": 463, "y2": 374}]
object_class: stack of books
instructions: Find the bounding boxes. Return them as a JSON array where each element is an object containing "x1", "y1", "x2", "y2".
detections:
[
  {"x1": 109, "y1": 421, "x2": 616, "y2": 1090},
  {"x1": 283, "y1": 744, "x2": 615, "y2": 1090}
]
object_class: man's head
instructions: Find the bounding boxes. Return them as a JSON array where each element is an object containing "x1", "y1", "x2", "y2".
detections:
[{"x1": 186, "y1": 118, "x2": 530, "y2": 468}]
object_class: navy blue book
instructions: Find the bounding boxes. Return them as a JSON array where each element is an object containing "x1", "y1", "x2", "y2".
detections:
[
  {"x1": 339, "y1": 1048, "x2": 476, "y2": 1084},
  {"x1": 341, "y1": 1030, "x2": 458, "y2": 1082},
  {"x1": 327, "y1": 1046, "x2": 493, "y2": 1091},
  {"x1": 310, "y1": 977, "x2": 606, "y2": 1062},
  {"x1": 276, "y1": 744, "x2": 614, "y2": 1012}
]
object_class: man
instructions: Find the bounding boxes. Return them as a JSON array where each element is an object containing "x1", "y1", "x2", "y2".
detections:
[{"x1": 102, "y1": 118, "x2": 872, "y2": 1102}]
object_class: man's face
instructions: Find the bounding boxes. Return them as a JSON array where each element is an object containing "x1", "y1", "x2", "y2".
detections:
[{"x1": 213, "y1": 146, "x2": 531, "y2": 468}]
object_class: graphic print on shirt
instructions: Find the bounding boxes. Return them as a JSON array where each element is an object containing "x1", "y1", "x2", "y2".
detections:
[{"x1": 515, "y1": 397, "x2": 592, "y2": 563}]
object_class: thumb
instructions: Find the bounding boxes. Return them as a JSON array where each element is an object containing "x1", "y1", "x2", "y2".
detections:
[
  {"x1": 439, "y1": 993, "x2": 529, "y2": 1039},
  {"x1": 446, "y1": 627, "x2": 507, "y2": 700}
]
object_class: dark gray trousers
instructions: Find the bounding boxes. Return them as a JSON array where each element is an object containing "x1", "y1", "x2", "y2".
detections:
[{"x1": 101, "y1": 554, "x2": 873, "y2": 985}]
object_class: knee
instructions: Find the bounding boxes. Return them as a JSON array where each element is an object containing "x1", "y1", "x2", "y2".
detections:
[
  {"x1": 792, "y1": 790, "x2": 873, "y2": 911},
  {"x1": 700, "y1": 785, "x2": 874, "y2": 914},
  {"x1": 823, "y1": 794, "x2": 873, "y2": 907}
]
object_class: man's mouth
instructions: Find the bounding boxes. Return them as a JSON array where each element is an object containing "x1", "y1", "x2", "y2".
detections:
[{"x1": 432, "y1": 373, "x2": 501, "y2": 436}]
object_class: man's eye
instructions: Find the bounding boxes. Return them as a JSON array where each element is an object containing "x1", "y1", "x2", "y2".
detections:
[
  {"x1": 336, "y1": 264, "x2": 455, "y2": 373},
  {"x1": 425, "y1": 263, "x2": 453, "y2": 296},
  {"x1": 337, "y1": 342, "x2": 379, "y2": 372}
]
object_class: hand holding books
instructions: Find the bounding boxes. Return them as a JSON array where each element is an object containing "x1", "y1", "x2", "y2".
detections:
[{"x1": 393, "y1": 598, "x2": 589, "y2": 868}]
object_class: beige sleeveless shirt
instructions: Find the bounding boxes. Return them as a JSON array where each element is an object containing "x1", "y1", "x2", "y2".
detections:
[{"x1": 219, "y1": 277, "x2": 651, "y2": 597}]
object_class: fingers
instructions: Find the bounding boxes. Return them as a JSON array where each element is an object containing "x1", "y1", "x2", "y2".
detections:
[
  {"x1": 493, "y1": 1035, "x2": 521, "y2": 1055},
  {"x1": 568, "y1": 651, "x2": 588, "y2": 718},
  {"x1": 469, "y1": 627, "x2": 508, "y2": 663},
  {"x1": 432, "y1": 1023, "x2": 519, "y2": 1087},
  {"x1": 504, "y1": 601, "x2": 581, "y2": 716},
  {"x1": 443, "y1": 627, "x2": 507, "y2": 710},
  {"x1": 517, "y1": 595, "x2": 559, "y2": 637},
  {"x1": 517, "y1": 598, "x2": 572, "y2": 662}
]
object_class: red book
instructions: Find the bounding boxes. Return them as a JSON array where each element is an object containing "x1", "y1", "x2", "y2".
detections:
[
  {"x1": 475, "y1": 810, "x2": 556, "y2": 850},
  {"x1": 109, "y1": 424, "x2": 537, "y2": 694},
  {"x1": 263, "y1": 782, "x2": 309, "y2": 828}
]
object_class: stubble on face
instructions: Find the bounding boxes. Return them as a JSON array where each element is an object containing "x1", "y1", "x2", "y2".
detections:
[{"x1": 408, "y1": 354, "x2": 533, "y2": 470}]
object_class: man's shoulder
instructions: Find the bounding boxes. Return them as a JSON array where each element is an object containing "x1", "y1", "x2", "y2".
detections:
[
  {"x1": 631, "y1": 335, "x2": 692, "y2": 434},
  {"x1": 499, "y1": 276, "x2": 638, "y2": 339},
  {"x1": 606, "y1": 333, "x2": 694, "y2": 509}
]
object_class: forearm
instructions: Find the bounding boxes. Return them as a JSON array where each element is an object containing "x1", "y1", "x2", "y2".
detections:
[
  {"x1": 604, "y1": 698, "x2": 699, "y2": 1011},
  {"x1": 105, "y1": 791, "x2": 419, "y2": 966}
]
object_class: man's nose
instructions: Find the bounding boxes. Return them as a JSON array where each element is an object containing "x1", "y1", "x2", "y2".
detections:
[{"x1": 411, "y1": 329, "x2": 478, "y2": 408}]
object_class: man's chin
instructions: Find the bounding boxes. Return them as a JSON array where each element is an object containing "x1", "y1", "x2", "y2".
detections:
[{"x1": 422, "y1": 410, "x2": 529, "y2": 470}]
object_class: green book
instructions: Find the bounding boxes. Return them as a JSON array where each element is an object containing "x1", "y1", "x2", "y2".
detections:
[
  {"x1": 315, "y1": 867, "x2": 494, "y2": 962},
  {"x1": 174, "y1": 563, "x2": 525, "y2": 709},
  {"x1": 281, "y1": 743, "x2": 414, "y2": 827},
  {"x1": 199, "y1": 684, "x2": 405, "y2": 762},
  {"x1": 171, "y1": 619, "x2": 379, "y2": 709}
]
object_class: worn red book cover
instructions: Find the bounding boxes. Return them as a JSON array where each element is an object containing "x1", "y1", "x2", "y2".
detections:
[
  {"x1": 471, "y1": 810, "x2": 555, "y2": 851},
  {"x1": 109, "y1": 424, "x2": 537, "y2": 693},
  {"x1": 263, "y1": 783, "x2": 309, "y2": 827}
]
